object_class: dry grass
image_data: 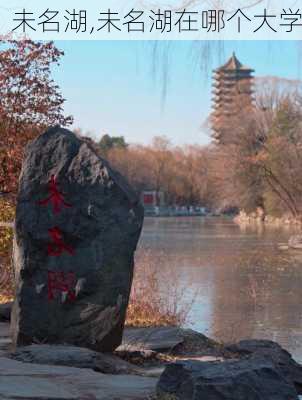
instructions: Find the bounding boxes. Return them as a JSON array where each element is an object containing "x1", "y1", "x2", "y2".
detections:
[
  {"x1": 126, "y1": 250, "x2": 197, "y2": 328},
  {"x1": 0, "y1": 199, "x2": 14, "y2": 302},
  {"x1": 0, "y1": 227, "x2": 14, "y2": 303}
]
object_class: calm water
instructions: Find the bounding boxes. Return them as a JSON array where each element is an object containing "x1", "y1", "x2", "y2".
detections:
[{"x1": 137, "y1": 217, "x2": 302, "y2": 362}]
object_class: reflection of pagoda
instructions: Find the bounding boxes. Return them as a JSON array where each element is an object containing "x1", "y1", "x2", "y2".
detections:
[{"x1": 211, "y1": 53, "x2": 255, "y2": 144}]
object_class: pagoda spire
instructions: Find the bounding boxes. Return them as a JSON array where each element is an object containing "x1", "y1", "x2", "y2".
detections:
[{"x1": 211, "y1": 53, "x2": 255, "y2": 144}]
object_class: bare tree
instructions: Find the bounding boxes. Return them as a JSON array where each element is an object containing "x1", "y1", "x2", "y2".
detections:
[{"x1": 212, "y1": 76, "x2": 302, "y2": 218}]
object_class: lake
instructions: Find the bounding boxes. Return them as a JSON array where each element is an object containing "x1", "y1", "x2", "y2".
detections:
[{"x1": 137, "y1": 216, "x2": 302, "y2": 362}]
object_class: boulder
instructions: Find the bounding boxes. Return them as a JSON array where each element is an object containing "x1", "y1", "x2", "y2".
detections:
[
  {"x1": 12, "y1": 343, "x2": 143, "y2": 375},
  {"x1": 0, "y1": 302, "x2": 12, "y2": 321},
  {"x1": 11, "y1": 126, "x2": 144, "y2": 352},
  {"x1": 119, "y1": 326, "x2": 220, "y2": 356},
  {"x1": 157, "y1": 358, "x2": 299, "y2": 400},
  {"x1": 119, "y1": 326, "x2": 184, "y2": 352},
  {"x1": 226, "y1": 339, "x2": 302, "y2": 394},
  {"x1": 170, "y1": 328, "x2": 221, "y2": 357},
  {"x1": 12, "y1": 343, "x2": 100, "y2": 369}
]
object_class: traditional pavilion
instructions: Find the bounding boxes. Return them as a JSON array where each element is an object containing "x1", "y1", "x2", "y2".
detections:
[{"x1": 211, "y1": 53, "x2": 255, "y2": 144}]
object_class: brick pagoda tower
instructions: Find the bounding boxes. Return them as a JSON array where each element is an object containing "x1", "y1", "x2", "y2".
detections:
[{"x1": 211, "y1": 53, "x2": 255, "y2": 144}]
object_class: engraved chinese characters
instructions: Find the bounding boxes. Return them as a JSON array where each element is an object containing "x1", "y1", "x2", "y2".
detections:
[
  {"x1": 37, "y1": 175, "x2": 75, "y2": 301},
  {"x1": 48, "y1": 271, "x2": 76, "y2": 302},
  {"x1": 11, "y1": 126, "x2": 144, "y2": 351},
  {"x1": 38, "y1": 175, "x2": 72, "y2": 214}
]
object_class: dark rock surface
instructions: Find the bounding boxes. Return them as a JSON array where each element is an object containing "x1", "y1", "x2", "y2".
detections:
[
  {"x1": 227, "y1": 339, "x2": 302, "y2": 394},
  {"x1": 119, "y1": 326, "x2": 220, "y2": 355},
  {"x1": 11, "y1": 126, "x2": 144, "y2": 352},
  {"x1": 0, "y1": 322, "x2": 11, "y2": 356},
  {"x1": 12, "y1": 343, "x2": 144, "y2": 375},
  {"x1": 119, "y1": 326, "x2": 184, "y2": 352},
  {"x1": 170, "y1": 328, "x2": 222, "y2": 357},
  {"x1": 157, "y1": 358, "x2": 299, "y2": 400},
  {"x1": 0, "y1": 302, "x2": 12, "y2": 321},
  {"x1": 12, "y1": 344, "x2": 101, "y2": 369}
]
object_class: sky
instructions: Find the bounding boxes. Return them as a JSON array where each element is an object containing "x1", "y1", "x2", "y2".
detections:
[{"x1": 52, "y1": 40, "x2": 302, "y2": 146}]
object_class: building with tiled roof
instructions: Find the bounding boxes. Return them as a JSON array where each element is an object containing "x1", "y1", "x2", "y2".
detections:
[{"x1": 211, "y1": 53, "x2": 255, "y2": 144}]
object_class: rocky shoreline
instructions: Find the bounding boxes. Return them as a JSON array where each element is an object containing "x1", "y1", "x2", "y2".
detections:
[
  {"x1": 235, "y1": 210, "x2": 302, "y2": 228},
  {"x1": 1, "y1": 302, "x2": 302, "y2": 399}
]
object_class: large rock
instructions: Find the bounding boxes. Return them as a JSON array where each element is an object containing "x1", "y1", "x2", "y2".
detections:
[
  {"x1": 157, "y1": 358, "x2": 299, "y2": 400},
  {"x1": 11, "y1": 343, "x2": 144, "y2": 375},
  {"x1": 119, "y1": 326, "x2": 220, "y2": 355},
  {"x1": 119, "y1": 326, "x2": 184, "y2": 352},
  {"x1": 226, "y1": 339, "x2": 302, "y2": 394},
  {"x1": 11, "y1": 126, "x2": 144, "y2": 351},
  {"x1": 12, "y1": 343, "x2": 102, "y2": 369},
  {"x1": 0, "y1": 302, "x2": 12, "y2": 321}
]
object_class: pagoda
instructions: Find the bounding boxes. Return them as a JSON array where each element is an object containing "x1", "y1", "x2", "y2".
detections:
[{"x1": 211, "y1": 53, "x2": 255, "y2": 144}]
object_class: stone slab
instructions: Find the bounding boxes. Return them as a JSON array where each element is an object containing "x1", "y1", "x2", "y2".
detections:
[{"x1": 0, "y1": 357, "x2": 157, "y2": 400}]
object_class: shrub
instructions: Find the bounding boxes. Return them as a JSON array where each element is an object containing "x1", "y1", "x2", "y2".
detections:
[
  {"x1": 0, "y1": 199, "x2": 14, "y2": 302},
  {"x1": 126, "y1": 249, "x2": 196, "y2": 327}
]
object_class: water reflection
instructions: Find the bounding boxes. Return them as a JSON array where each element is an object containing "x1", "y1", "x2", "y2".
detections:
[{"x1": 137, "y1": 217, "x2": 302, "y2": 362}]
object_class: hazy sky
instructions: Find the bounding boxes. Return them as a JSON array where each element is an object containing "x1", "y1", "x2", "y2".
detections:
[{"x1": 52, "y1": 41, "x2": 301, "y2": 146}]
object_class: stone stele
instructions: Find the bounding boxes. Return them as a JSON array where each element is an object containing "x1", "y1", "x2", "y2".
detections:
[{"x1": 11, "y1": 126, "x2": 144, "y2": 352}]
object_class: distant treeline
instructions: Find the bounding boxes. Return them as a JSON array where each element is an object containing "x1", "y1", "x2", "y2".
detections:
[
  {"x1": 94, "y1": 77, "x2": 302, "y2": 218},
  {"x1": 96, "y1": 134, "x2": 216, "y2": 208}
]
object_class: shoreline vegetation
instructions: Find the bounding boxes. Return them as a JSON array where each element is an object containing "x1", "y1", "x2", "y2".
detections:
[
  {"x1": 235, "y1": 210, "x2": 302, "y2": 228},
  {"x1": 127, "y1": 250, "x2": 197, "y2": 328}
]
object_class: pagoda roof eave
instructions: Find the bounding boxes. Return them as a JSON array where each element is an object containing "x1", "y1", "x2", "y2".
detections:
[{"x1": 213, "y1": 52, "x2": 254, "y2": 73}]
